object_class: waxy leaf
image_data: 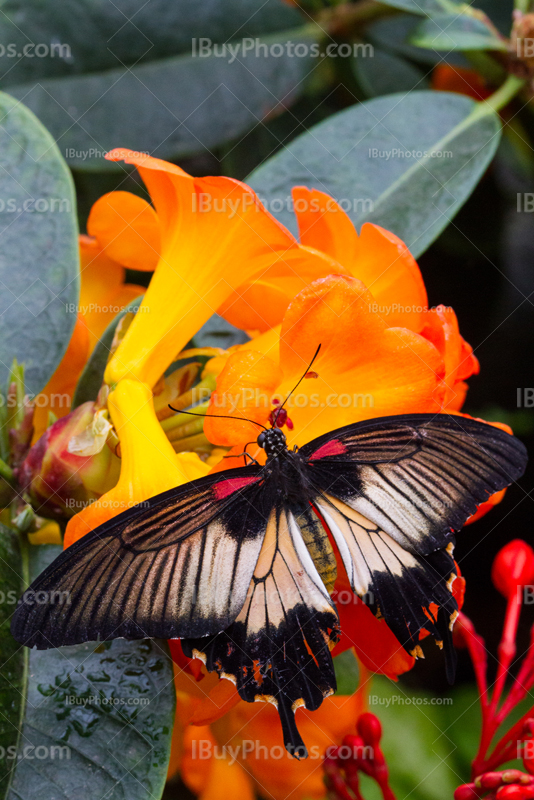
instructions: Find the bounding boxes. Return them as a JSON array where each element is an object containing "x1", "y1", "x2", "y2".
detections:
[
  {"x1": 366, "y1": 14, "x2": 469, "y2": 64},
  {"x1": 9, "y1": 25, "x2": 318, "y2": 169},
  {"x1": 0, "y1": 0, "x2": 302, "y2": 85},
  {"x1": 411, "y1": 14, "x2": 507, "y2": 50},
  {"x1": 375, "y1": 0, "x2": 463, "y2": 14},
  {"x1": 0, "y1": 524, "x2": 25, "y2": 796},
  {"x1": 354, "y1": 48, "x2": 428, "y2": 97},
  {"x1": 0, "y1": 92, "x2": 79, "y2": 396},
  {"x1": 3, "y1": 544, "x2": 176, "y2": 800},
  {"x1": 248, "y1": 91, "x2": 501, "y2": 259}
]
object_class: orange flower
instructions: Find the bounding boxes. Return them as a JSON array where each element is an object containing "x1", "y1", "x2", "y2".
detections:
[
  {"x1": 432, "y1": 64, "x2": 492, "y2": 100},
  {"x1": 79, "y1": 189, "x2": 158, "y2": 350},
  {"x1": 205, "y1": 274, "x2": 446, "y2": 453},
  {"x1": 103, "y1": 150, "x2": 325, "y2": 388},
  {"x1": 171, "y1": 658, "x2": 365, "y2": 800},
  {"x1": 220, "y1": 188, "x2": 428, "y2": 333}
]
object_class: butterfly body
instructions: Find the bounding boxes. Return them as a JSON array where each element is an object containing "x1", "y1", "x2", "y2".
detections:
[{"x1": 11, "y1": 413, "x2": 528, "y2": 759}]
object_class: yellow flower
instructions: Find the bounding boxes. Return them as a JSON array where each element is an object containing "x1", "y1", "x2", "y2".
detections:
[{"x1": 64, "y1": 379, "x2": 209, "y2": 547}]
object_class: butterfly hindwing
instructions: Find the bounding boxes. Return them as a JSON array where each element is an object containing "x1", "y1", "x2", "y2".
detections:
[
  {"x1": 11, "y1": 467, "x2": 269, "y2": 648},
  {"x1": 314, "y1": 493, "x2": 459, "y2": 676},
  {"x1": 182, "y1": 506, "x2": 340, "y2": 758},
  {"x1": 302, "y1": 413, "x2": 527, "y2": 556}
]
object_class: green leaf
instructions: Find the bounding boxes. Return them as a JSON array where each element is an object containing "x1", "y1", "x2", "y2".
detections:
[
  {"x1": 5, "y1": 544, "x2": 176, "y2": 800},
  {"x1": 72, "y1": 296, "x2": 144, "y2": 408},
  {"x1": 0, "y1": 93, "x2": 79, "y2": 396},
  {"x1": 0, "y1": 0, "x2": 303, "y2": 85},
  {"x1": 333, "y1": 649, "x2": 360, "y2": 695},
  {"x1": 191, "y1": 314, "x2": 250, "y2": 349},
  {"x1": 368, "y1": 677, "x2": 460, "y2": 800},
  {"x1": 248, "y1": 91, "x2": 501, "y2": 258},
  {"x1": 10, "y1": 26, "x2": 318, "y2": 170},
  {"x1": 366, "y1": 14, "x2": 469, "y2": 64},
  {"x1": 411, "y1": 14, "x2": 507, "y2": 50},
  {"x1": 0, "y1": 524, "x2": 26, "y2": 796},
  {"x1": 354, "y1": 48, "x2": 428, "y2": 97},
  {"x1": 375, "y1": 0, "x2": 462, "y2": 15}
]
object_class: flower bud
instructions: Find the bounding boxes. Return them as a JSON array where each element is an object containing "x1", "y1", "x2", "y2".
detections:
[
  {"x1": 454, "y1": 784, "x2": 481, "y2": 800},
  {"x1": 357, "y1": 713, "x2": 382, "y2": 745},
  {"x1": 492, "y1": 541, "x2": 534, "y2": 600},
  {"x1": 497, "y1": 784, "x2": 534, "y2": 800},
  {"x1": 17, "y1": 402, "x2": 121, "y2": 518}
]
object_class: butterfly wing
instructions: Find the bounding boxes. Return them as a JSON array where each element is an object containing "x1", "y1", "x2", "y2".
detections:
[
  {"x1": 182, "y1": 505, "x2": 340, "y2": 759},
  {"x1": 301, "y1": 413, "x2": 528, "y2": 555},
  {"x1": 300, "y1": 413, "x2": 527, "y2": 672},
  {"x1": 11, "y1": 466, "x2": 269, "y2": 649}
]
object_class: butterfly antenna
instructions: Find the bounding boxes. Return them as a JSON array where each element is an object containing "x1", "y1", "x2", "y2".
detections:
[
  {"x1": 167, "y1": 406, "x2": 269, "y2": 431},
  {"x1": 274, "y1": 344, "x2": 321, "y2": 427}
]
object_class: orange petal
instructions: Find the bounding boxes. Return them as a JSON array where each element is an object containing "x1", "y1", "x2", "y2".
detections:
[
  {"x1": 276, "y1": 275, "x2": 445, "y2": 446},
  {"x1": 420, "y1": 305, "x2": 479, "y2": 410},
  {"x1": 87, "y1": 190, "x2": 160, "y2": 271},
  {"x1": 104, "y1": 149, "x2": 300, "y2": 387},
  {"x1": 190, "y1": 679, "x2": 241, "y2": 726},
  {"x1": 204, "y1": 349, "x2": 282, "y2": 445},
  {"x1": 331, "y1": 557, "x2": 415, "y2": 679},
  {"x1": 198, "y1": 753, "x2": 256, "y2": 800},
  {"x1": 218, "y1": 246, "x2": 347, "y2": 333},
  {"x1": 432, "y1": 64, "x2": 491, "y2": 100},
  {"x1": 32, "y1": 314, "x2": 90, "y2": 441},
  {"x1": 214, "y1": 693, "x2": 364, "y2": 800},
  {"x1": 293, "y1": 188, "x2": 428, "y2": 331}
]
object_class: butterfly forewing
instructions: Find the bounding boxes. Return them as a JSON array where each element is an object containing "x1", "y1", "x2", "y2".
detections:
[
  {"x1": 11, "y1": 467, "x2": 269, "y2": 648},
  {"x1": 302, "y1": 413, "x2": 527, "y2": 556}
]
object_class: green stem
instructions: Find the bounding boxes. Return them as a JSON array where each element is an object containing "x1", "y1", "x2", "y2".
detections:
[
  {"x1": 0, "y1": 457, "x2": 15, "y2": 484},
  {"x1": 515, "y1": 0, "x2": 530, "y2": 13},
  {"x1": 478, "y1": 74, "x2": 525, "y2": 114}
]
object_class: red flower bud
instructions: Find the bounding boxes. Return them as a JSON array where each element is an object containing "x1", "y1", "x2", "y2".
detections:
[
  {"x1": 454, "y1": 784, "x2": 481, "y2": 800},
  {"x1": 357, "y1": 712, "x2": 382, "y2": 745},
  {"x1": 454, "y1": 783, "x2": 482, "y2": 800},
  {"x1": 497, "y1": 785, "x2": 534, "y2": 800},
  {"x1": 480, "y1": 773, "x2": 506, "y2": 790},
  {"x1": 492, "y1": 541, "x2": 534, "y2": 600}
]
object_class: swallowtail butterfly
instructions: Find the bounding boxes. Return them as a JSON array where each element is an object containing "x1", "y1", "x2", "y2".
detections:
[{"x1": 11, "y1": 350, "x2": 528, "y2": 758}]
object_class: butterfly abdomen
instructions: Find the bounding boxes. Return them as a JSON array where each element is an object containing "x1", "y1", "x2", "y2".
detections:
[{"x1": 294, "y1": 505, "x2": 337, "y2": 594}]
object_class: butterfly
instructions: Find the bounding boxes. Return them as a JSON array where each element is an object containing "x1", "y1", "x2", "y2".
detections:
[{"x1": 11, "y1": 347, "x2": 528, "y2": 759}]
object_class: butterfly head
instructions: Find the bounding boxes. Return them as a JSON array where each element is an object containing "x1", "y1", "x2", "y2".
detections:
[{"x1": 257, "y1": 427, "x2": 287, "y2": 458}]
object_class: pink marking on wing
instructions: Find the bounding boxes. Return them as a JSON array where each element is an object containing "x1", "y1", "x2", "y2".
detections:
[
  {"x1": 213, "y1": 475, "x2": 260, "y2": 500},
  {"x1": 309, "y1": 439, "x2": 348, "y2": 460}
]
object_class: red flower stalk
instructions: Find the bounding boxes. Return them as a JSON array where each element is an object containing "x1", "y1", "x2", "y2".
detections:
[
  {"x1": 324, "y1": 712, "x2": 396, "y2": 800},
  {"x1": 454, "y1": 540, "x2": 534, "y2": 798}
]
